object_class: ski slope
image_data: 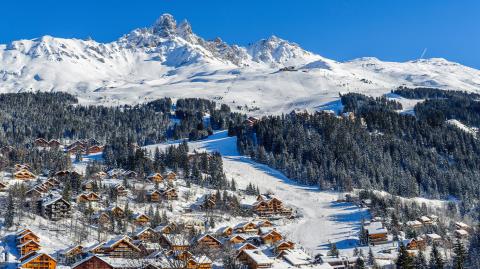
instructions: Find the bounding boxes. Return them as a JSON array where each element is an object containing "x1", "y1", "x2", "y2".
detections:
[{"x1": 145, "y1": 131, "x2": 370, "y2": 255}]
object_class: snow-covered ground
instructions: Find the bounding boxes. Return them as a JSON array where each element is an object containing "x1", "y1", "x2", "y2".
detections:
[{"x1": 145, "y1": 131, "x2": 370, "y2": 255}]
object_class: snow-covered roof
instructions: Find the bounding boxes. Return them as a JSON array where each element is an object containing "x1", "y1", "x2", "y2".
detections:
[
  {"x1": 279, "y1": 249, "x2": 312, "y2": 266},
  {"x1": 455, "y1": 222, "x2": 470, "y2": 229},
  {"x1": 455, "y1": 229, "x2": 469, "y2": 236},
  {"x1": 426, "y1": 233, "x2": 442, "y2": 240},
  {"x1": 42, "y1": 195, "x2": 70, "y2": 206},
  {"x1": 20, "y1": 252, "x2": 56, "y2": 266},
  {"x1": 241, "y1": 249, "x2": 273, "y2": 265},
  {"x1": 365, "y1": 221, "x2": 387, "y2": 235},
  {"x1": 162, "y1": 234, "x2": 190, "y2": 246},
  {"x1": 406, "y1": 220, "x2": 422, "y2": 226}
]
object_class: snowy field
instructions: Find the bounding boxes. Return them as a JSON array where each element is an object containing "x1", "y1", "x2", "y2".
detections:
[{"x1": 145, "y1": 131, "x2": 370, "y2": 255}]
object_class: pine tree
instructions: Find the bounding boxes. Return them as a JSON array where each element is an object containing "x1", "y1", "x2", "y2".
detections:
[
  {"x1": 367, "y1": 247, "x2": 376, "y2": 266},
  {"x1": 4, "y1": 193, "x2": 14, "y2": 228},
  {"x1": 467, "y1": 224, "x2": 480, "y2": 268},
  {"x1": 413, "y1": 250, "x2": 428, "y2": 269},
  {"x1": 452, "y1": 239, "x2": 467, "y2": 269},
  {"x1": 353, "y1": 247, "x2": 359, "y2": 257},
  {"x1": 396, "y1": 244, "x2": 413, "y2": 269},
  {"x1": 355, "y1": 257, "x2": 366, "y2": 269},
  {"x1": 327, "y1": 242, "x2": 339, "y2": 258},
  {"x1": 230, "y1": 178, "x2": 237, "y2": 191},
  {"x1": 429, "y1": 243, "x2": 444, "y2": 269}
]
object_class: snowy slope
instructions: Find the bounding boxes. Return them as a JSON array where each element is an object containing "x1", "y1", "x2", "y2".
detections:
[{"x1": 1, "y1": 14, "x2": 480, "y2": 114}]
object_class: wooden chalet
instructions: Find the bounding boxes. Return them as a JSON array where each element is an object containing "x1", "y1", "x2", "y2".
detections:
[
  {"x1": 275, "y1": 241, "x2": 295, "y2": 253},
  {"x1": 161, "y1": 188, "x2": 178, "y2": 200},
  {"x1": 237, "y1": 249, "x2": 273, "y2": 269},
  {"x1": 77, "y1": 192, "x2": 100, "y2": 203},
  {"x1": 418, "y1": 216, "x2": 433, "y2": 225},
  {"x1": 260, "y1": 230, "x2": 283, "y2": 245},
  {"x1": 256, "y1": 220, "x2": 274, "y2": 228},
  {"x1": 160, "y1": 234, "x2": 190, "y2": 251},
  {"x1": 155, "y1": 223, "x2": 176, "y2": 234},
  {"x1": 455, "y1": 222, "x2": 472, "y2": 232},
  {"x1": 40, "y1": 195, "x2": 71, "y2": 220},
  {"x1": 14, "y1": 164, "x2": 32, "y2": 171},
  {"x1": 165, "y1": 171, "x2": 177, "y2": 181},
  {"x1": 426, "y1": 233, "x2": 442, "y2": 245},
  {"x1": 107, "y1": 206, "x2": 125, "y2": 218},
  {"x1": 48, "y1": 139, "x2": 61, "y2": 148},
  {"x1": 90, "y1": 236, "x2": 141, "y2": 258},
  {"x1": 72, "y1": 255, "x2": 113, "y2": 269},
  {"x1": 34, "y1": 138, "x2": 49, "y2": 147},
  {"x1": 234, "y1": 221, "x2": 258, "y2": 234},
  {"x1": 55, "y1": 170, "x2": 82, "y2": 178},
  {"x1": 229, "y1": 235, "x2": 247, "y2": 244},
  {"x1": 403, "y1": 238, "x2": 424, "y2": 250},
  {"x1": 186, "y1": 255, "x2": 212, "y2": 269},
  {"x1": 82, "y1": 180, "x2": 94, "y2": 192},
  {"x1": 365, "y1": 222, "x2": 388, "y2": 245},
  {"x1": 147, "y1": 173, "x2": 164, "y2": 183},
  {"x1": 455, "y1": 229, "x2": 469, "y2": 239},
  {"x1": 14, "y1": 169, "x2": 36, "y2": 180},
  {"x1": 133, "y1": 213, "x2": 150, "y2": 226},
  {"x1": 26, "y1": 188, "x2": 43, "y2": 199},
  {"x1": 114, "y1": 184, "x2": 127, "y2": 196},
  {"x1": 147, "y1": 190, "x2": 162, "y2": 202},
  {"x1": 406, "y1": 220, "x2": 423, "y2": 229},
  {"x1": 19, "y1": 252, "x2": 56, "y2": 269},
  {"x1": 217, "y1": 226, "x2": 233, "y2": 237},
  {"x1": 253, "y1": 194, "x2": 292, "y2": 217},
  {"x1": 93, "y1": 212, "x2": 112, "y2": 226},
  {"x1": 133, "y1": 227, "x2": 159, "y2": 242},
  {"x1": 196, "y1": 234, "x2": 222, "y2": 249},
  {"x1": 17, "y1": 228, "x2": 34, "y2": 237},
  {"x1": 92, "y1": 171, "x2": 108, "y2": 180},
  {"x1": 18, "y1": 240, "x2": 41, "y2": 256},
  {"x1": 17, "y1": 231, "x2": 40, "y2": 245},
  {"x1": 86, "y1": 145, "x2": 104, "y2": 154},
  {"x1": 59, "y1": 245, "x2": 84, "y2": 264},
  {"x1": 0, "y1": 182, "x2": 7, "y2": 191},
  {"x1": 235, "y1": 243, "x2": 258, "y2": 253}
]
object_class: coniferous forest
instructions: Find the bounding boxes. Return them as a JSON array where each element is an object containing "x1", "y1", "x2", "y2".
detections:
[{"x1": 235, "y1": 88, "x2": 480, "y2": 217}]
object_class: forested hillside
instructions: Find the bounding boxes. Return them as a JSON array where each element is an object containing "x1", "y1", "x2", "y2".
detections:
[{"x1": 235, "y1": 91, "x2": 480, "y2": 217}]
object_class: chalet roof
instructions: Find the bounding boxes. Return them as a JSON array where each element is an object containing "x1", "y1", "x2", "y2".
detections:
[
  {"x1": 234, "y1": 221, "x2": 257, "y2": 230},
  {"x1": 147, "y1": 189, "x2": 161, "y2": 195},
  {"x1": 85, "y1": 241, "x2": 105, "y2": 252},
  {"x1": 241, "y1": 249, "x2": 273, "y2": 265},
  {"x1": 258, "y1": 227, "x2": 275, "y2": 235},
  {"x1": 233, "y1": 242, "x2": 257, "y2": 251},
  {"x1": 456, "y1": 222, "x2": 470, "y2": 229},
  {"x1": 16, "y1": 228, "x2": 33, "y2": 236},
  {"x1": 134, "y1": 227, "x2": 157, "y2": 237},
  {"x1": 279, "y1": 249, "x2": 312, "y2": 266},
  {"x1": 162, "y1": 234, "x2": 190, "y2": 246},
  {"x1": 19, "y1": 252, "x2": 56, "y2": 266},
  {"x1": 260, "y1": 229, "x2": 282, "y2": 239},
  {"x1": 426, "y1": 233, "x2": 442, "y2": 240},
  {"x1": 59, "y1": 245, "x2": 83, "y2": 255},
  {"x1": 455, "y1": 229, "x2": 469, "y2": 236},
  {"x1": 132, "y1": 213, "x2": 150, "y2": 220},
  {"x1": 191, "y1": 255, "x2": 212, "y2": 264},
  {"x1": 196, "y1": 234, "x2": 221, "y2": 244},
  {"x1": 418, "y1": 216, "x2": 431, "y2": 222},
  {"x1": 103, "y1": 235, "x2": 135, "y2": 249},
  {"x1": 17, "y1": 231, "x2": 39, "y2": 240},
  {"x1": 365, "y1": 222, "x2": 387, "y2": 235},
  {"x1": 42, "y1": 195, "x2": 70, "y2": 207},
  {"x1": 406, "y1": 220, "x2": 422, "y2": 226},
  {"x1": 18, "y1": 240, "x2": 40, "y2": 248},
  {"x1": 106, "y1": 205, "x2": 124, "y2": 212}
]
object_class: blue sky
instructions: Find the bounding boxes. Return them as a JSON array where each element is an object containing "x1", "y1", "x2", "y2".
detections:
[{"x1": 2, "y1": 0, "x2": 480, "y2": 68}]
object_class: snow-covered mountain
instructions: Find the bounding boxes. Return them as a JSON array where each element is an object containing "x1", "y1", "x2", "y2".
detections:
[{"x1": 1, "y1": 13, "x2": 480, "y2": 114}]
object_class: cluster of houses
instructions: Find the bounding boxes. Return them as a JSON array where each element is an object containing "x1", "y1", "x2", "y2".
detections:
[
  {"x1": 15, "y1": 229, "x2": 58, "y2": 269},
  {"x1": 251, "y1": 194, "x2": 293, "y2": 217},
  {"x1": 34, "y1": 138, "x2": 105, "y2": 155}
]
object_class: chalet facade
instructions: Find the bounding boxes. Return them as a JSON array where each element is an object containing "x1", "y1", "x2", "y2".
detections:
[
  {"x1": 77, "y1": 192, "x2": 100, "y2": 203},
  {"x1": 160, "y1": 234, "x2": 190, "y2": 251},
  {"x1": 260, "y1": 230, "x2": 283, "y2": 245},
  {"x1": 133, "y1": 227, "x2": 159, "y2": 242},
  {"x1": 18, "y1": 240, "x2": 41, "y2": 256},
  {"x1": 133, "y1": 213, "x2": 150, "y2": 226},
  {"x1": 234, "y1": 222, "x2": 258, "y2": 234},
  {"x1": 19, "y1": 252, "x2": 56, "y2": 269},
  {"x1": 196, "y1": 234, "x2": 222, "y2": 249},
  {"x1": 147, "y1": 173, "x2": 164, "y2": 183},
  {"x1": 17, "y1": 232, "x2": 40, "y2": 245},
  {"x1": 147, "y1": 190, "x2": 161, "y2": 202},
  {"x1": 365, "y1": 222, "x2": 388, "y2": 245},
  {"x1": 72, "y1": 255, "x2": 113, "y2": 269},
  {"x1": 89, "y1": 236, "x2": 141, "y2": 258},
  {"x1": 237, "y1": 249, "x2": 273, "y2": 269},
  {"x1": 40, "y1": 196, "x2": 72, "y2": 220},
  {"x1": 59, "y1": 245, "x2": 84, "y2": 265},
  {"x1": 14, "y1": 169, "x2": 36, "y2": 180},
  {"x1": 161, "y1": 188, "x2": 178, "y2": 200},
  {"x1": 253, "y1": 194, "x2": 292, "y2": 217}
]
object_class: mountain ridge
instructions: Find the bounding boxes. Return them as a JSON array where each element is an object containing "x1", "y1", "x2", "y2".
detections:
[{"x1": 1, "y1": 13, "x2": 480, "y2": 114}]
